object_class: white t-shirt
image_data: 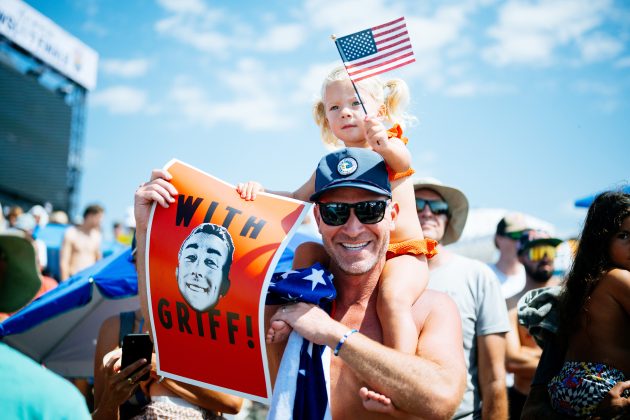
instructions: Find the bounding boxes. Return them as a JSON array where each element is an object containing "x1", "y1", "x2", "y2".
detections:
[{"x1": 489, "y1": 263, "x2": 526, "y2": 300}]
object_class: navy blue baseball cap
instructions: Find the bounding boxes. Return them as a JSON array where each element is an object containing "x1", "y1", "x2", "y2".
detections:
[{"x1": 310, "y1": 148, "x2": 392, "y2": 202}]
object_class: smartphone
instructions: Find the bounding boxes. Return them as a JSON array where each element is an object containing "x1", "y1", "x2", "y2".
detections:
[{"x1": 121, "y1": 333, "x2": 153, "y2": 382}]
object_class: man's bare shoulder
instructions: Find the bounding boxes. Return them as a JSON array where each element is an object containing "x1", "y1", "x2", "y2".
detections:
[
  {"x1": 63, "y1": 225, "x2": 78, "y2": 240},
  {"x1": 412, "y1": 289, "x2": 459, "y2": 323}
]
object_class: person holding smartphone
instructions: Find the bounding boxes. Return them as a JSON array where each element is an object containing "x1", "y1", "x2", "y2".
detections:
[{"x1": 93, "y1": 260, "x2": 243, "y2": 420}]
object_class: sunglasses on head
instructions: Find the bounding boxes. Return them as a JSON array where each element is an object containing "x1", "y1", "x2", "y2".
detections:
[
  {"x1": 317, "y1": 200, "x2": 389, "y2": 226},
  {"x1": 527, "y1": 245, "x2": 557, "y2": 262},
  {"x1": 415, "y1": 199, "x2": 449, "y2": 215}
]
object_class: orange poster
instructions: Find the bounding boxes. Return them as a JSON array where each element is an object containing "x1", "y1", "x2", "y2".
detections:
[{"x1": 145, "y1": 159, "x2": 310, "y2": 403}]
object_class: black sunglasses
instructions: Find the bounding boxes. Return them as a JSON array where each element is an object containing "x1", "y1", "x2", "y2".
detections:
[
  {"x1": 317, "y1": 200, "x2": 389, "y2": 226},
  {"x1": 415, "y1": 199, "x2": 449, "y2": 215}
]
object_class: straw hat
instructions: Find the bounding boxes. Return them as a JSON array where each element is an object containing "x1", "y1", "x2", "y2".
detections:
[
  {"x1": 0, "y1": 232, "x2": 42, "y2": 312},
  {"x1": 413, "y1": 177, "x2": 469, "y2": 246}
]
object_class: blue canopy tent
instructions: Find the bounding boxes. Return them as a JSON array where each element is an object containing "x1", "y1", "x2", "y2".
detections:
[
  {"x1": 575, "y1": 185, "x2": 630, "y2": 208},
  {"x1": 0, "y1": 248, "x2": 139, "y2": 378},
  {"x1": 35, "y1": 223, "x2": 68, "y2": 281}
]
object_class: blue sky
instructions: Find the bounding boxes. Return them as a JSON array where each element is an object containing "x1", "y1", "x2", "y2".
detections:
[{"x1": 24, "y1": 0, "x2": 630, "y2": 239}]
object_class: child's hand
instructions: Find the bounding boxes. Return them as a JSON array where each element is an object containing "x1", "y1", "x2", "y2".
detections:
[
  {"x1": 236, "y1": 181, "x2": 264, "y2": 201},
  {"x1": 363, "y1": 116, "x2": 389, "y2": 151}
]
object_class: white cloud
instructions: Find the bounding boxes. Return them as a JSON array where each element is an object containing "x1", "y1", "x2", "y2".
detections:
[
  {"x1": 101, "y1": 59, "x2": 150, "y2": 78},
  {"x1": 256, "y1": 24, "x2": 306, "y2": 52},
  {"x1": 291, "y1": 61, "x2": 339, "y2": 104},
  {"x1": 154, "y1": 3, "x2": 305, "y2": 55},
  {"x1": 91, "y1": 86, "x2": 148, "y2": 114},
  {"x1": 168, "y1": 61, "x2": 293, "y2": 131},
  {"x1": 577, "y1": 33, "x2": 623, "y2": 63},
  {"x1": 407, "y1": 15, "x2": 462, "y2": 54},
  {"x1": 304, "y1": 0, "x2": 403, "y2": 33},
  {"x1": 156, "y1": 0, "x2": 207, "y2": 14},
  {"x1": 483, "y1": 0, "x2": 614, "y2": 66},
  {"x1": 397, "y1": 3, "x2": 475, "y2": 91},
  {"x1": 154, "y1": 12, "x2": 230, "y2": 55}
]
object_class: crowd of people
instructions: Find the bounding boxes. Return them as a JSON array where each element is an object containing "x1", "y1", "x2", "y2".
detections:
[{"x1": 0, "y1": 65, "x2": 628, "y2": 419}]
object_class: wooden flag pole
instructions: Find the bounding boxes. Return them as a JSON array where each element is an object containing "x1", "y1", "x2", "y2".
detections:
[{"x1": 331, "y1": 34, "x2": 368, "y2": 116}]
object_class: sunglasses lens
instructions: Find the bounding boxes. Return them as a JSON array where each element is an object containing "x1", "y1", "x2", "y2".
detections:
[
  {"x1": 416, "y1": 199, "x2": 449, "y2": 215},
  {"x1": 506, "y1": 231, "x2": 523, "y2": 240},
  {"x1": 319, "y1": 201, "x2": 387, "y2": 226},
  {"x1": 319, "y1": 203, "x2": 349, "y2": 226},
  {"x1": 429, "y1": 201, "x2": 449, "y2": 215},
  {"x1": 528, "y1": 245, "x2": 556, "y2": 261},
  {"x1": 355, "y1": 201, "x2": 387, "y2": 224}
]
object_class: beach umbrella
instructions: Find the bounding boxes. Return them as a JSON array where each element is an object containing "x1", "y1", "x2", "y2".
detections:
[
  {"x1": 575, "y1": 185, "x2": 630, "y2": 208},
  {"x1": 0, "y1": 248, "x2": 139, "y2": 378}
]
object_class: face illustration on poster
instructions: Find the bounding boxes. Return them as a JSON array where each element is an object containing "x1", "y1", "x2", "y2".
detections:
[{"x1": 176, "y1": 223, "x2": 234, "y2": 312}]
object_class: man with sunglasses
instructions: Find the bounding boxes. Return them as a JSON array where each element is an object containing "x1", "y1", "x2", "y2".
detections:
[
  {"x1": 504, "y1": 230, "x2": 562, "y2": 419},
  {"x1": 413, "y1": 178, "x2": 510, "y2": 420},
  {"x1": 490, "y1": 213, "x2": 532, "y2": 302},
  {"x1": 267, "y1": 149, "x2": 466, "y2": 419}
]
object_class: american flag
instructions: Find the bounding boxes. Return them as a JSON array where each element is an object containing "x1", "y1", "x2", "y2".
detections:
[
  {"x1": 335, "y1": 17, "x2": 415, "y2": 82},
  {"x1": 266, "y1": 264, "x2": 336, "y2": 420}
]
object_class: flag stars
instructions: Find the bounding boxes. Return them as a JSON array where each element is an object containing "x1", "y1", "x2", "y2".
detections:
[
  {"x1": 338, "y1": 29, "x2": 376, "y2": 61},
  {"x1": 303, "y1": 268, "x2": 327, "y2": 291}
]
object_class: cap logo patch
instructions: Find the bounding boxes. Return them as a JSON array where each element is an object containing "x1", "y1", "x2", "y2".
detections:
[{"x1": 337, "y1": 157, "x2": 358, "y2": 176}]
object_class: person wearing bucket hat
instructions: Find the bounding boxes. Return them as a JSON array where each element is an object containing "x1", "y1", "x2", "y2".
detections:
[
  {"x1": 0, "y1": 232, "x2": 58, "y2": 322},
  {"x1": 0, "y1": 233, "x2": 90, "y2": 418},
  {"x1": 0, "y1": 233, "x2": 42, "y2": 313},
  {"x1": 413, "y1": 177, "x2": 510, "y2": 419},
  {"x1": 504, "y1": 229, "x2": 562, "y2": 419}
]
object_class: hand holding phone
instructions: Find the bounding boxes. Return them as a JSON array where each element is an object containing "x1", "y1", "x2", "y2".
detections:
[{"x1": 121, "y1": 333, "x2": 153, "y2": 382}]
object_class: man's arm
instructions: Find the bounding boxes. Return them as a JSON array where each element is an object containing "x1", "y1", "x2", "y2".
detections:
[
  {"x1": 505, "y1": 310, "x2": 541, "y2": 376},
  {"x1": 477, "y1": 333, "x2": 508, "y2": 419},
  {"x1": 59, "y1": 231, "x2": 72, "y2": 281},
  {"x1": 272, "y1": 294, "x2": 466, "y2": 419},
  {"x1": 160, "y1": 377, "x2": 243, "y2": 413},
  {"x1": 134, "y1": 170, "x2": 178, "y2": 337},
  {"x1": 95, "y1": 232, "x2": 103, "y2": 261}
]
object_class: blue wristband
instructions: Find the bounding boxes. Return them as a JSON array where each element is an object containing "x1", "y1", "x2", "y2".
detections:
[{"x1": 334, "y1": 329, "x2": 359, "y2": 356}]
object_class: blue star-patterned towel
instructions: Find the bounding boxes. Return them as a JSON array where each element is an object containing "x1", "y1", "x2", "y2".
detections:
[{"x1": 266, "y1": 263, "x2": 336, "y2": 420}]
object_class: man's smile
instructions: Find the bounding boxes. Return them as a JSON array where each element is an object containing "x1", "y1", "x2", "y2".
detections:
[
  {"x1": 340, "y1": 241, "x2": 370, "y2": 251},
  {"x1": 186, "y1": 282, "x2": 209, "y2": 294}
]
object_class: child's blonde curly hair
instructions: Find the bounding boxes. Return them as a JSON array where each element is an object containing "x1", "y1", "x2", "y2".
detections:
[{"x1": 313, "y1": 66, "x2": 415, "y2": 148}]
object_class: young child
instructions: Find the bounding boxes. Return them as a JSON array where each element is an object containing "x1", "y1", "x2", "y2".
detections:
[
  {"x1": 237, "y1": 66, "x2": 436, "y2": 358},
  {"x1": 548, "y1": 191, "x2": 630, "y2": 417}
]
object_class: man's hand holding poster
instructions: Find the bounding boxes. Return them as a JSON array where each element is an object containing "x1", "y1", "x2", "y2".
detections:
[{"x1": 145, "y1": 159, "x2": 310, "y2": 403}]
